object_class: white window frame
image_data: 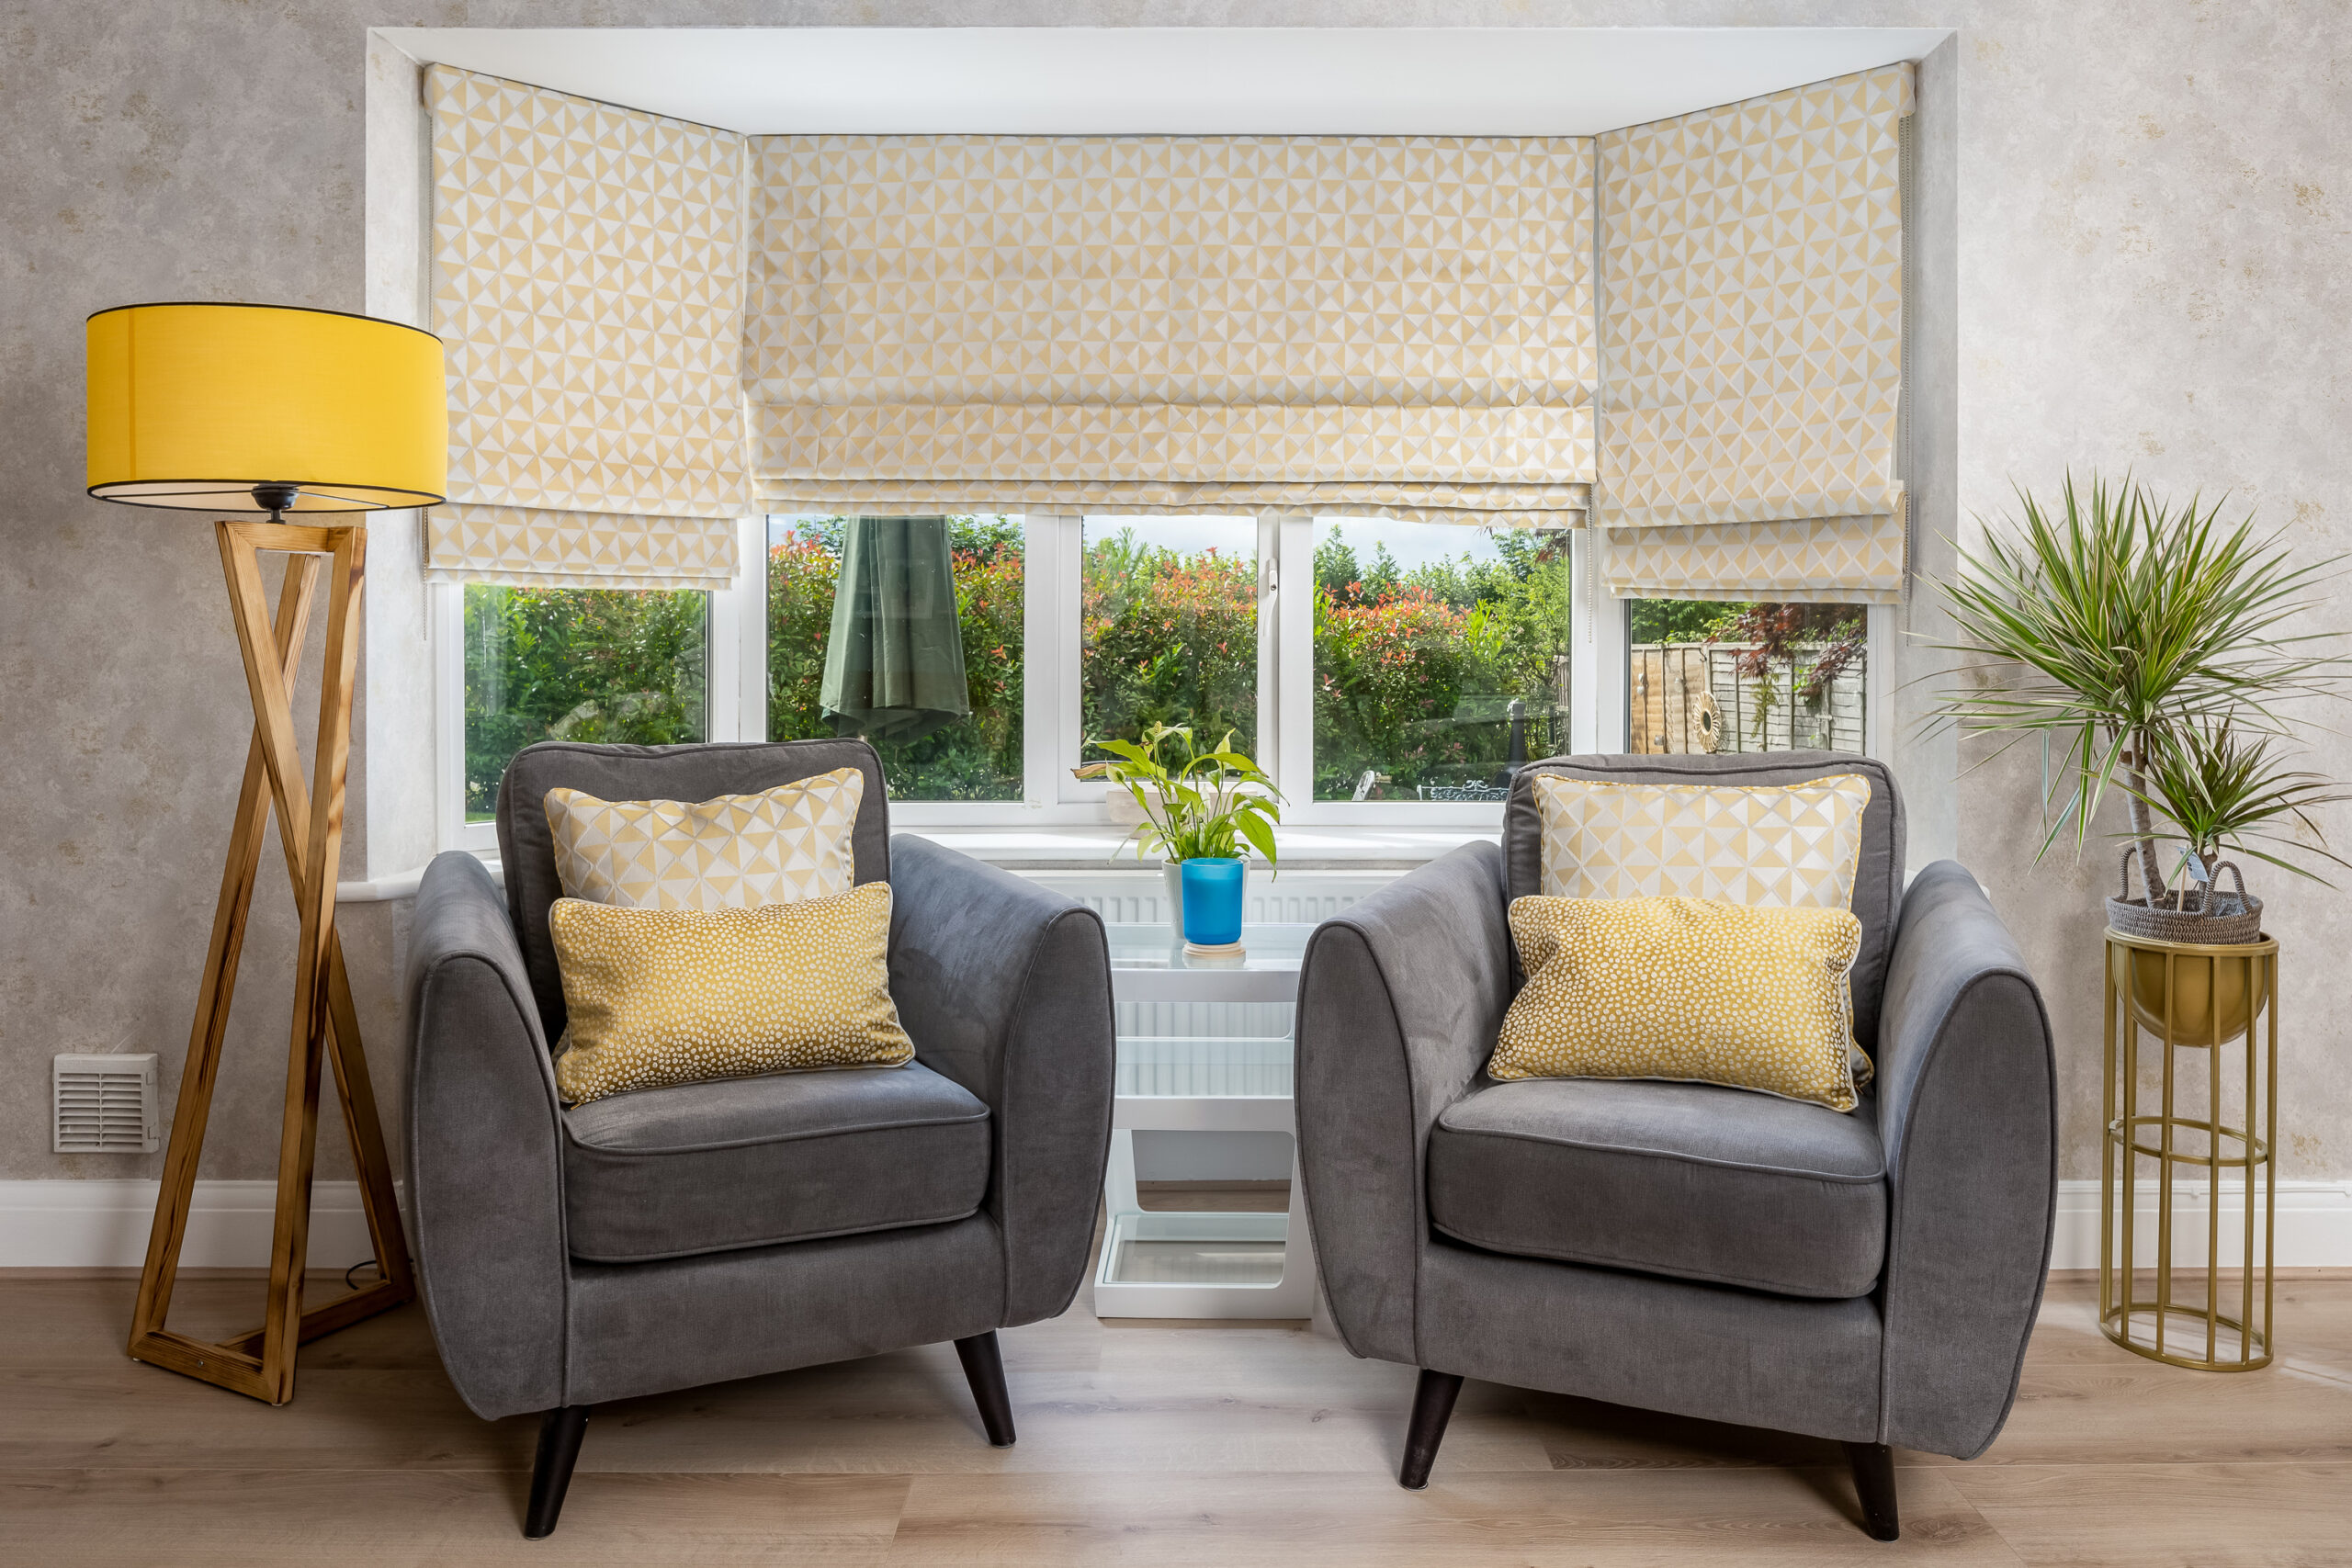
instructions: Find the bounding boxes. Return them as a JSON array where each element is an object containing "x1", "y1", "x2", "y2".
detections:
[{"x1": 433, "y1": 511, "x2": 1885, "y2": 850}]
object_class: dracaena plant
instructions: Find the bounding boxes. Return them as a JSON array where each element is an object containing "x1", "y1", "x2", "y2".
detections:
[
  {"x1": 2124, "y1": 719, "x2": 2352, "y2": 897},
  {"x1": 1929, "y1": 473, "x2": 2351, "y2": 901},
  {"x1": 1094, "y1": 721, "x2": 1283, "y2": 865}
]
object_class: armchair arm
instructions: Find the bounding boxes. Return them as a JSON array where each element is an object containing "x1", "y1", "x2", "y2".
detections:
[
  {"x1": 1295, "y1": 841, "x2": 1512, "y2": 1365},
  {"x1": 887, "y1": 835, "x2": 1115, "y2": 1326},
  {"x1": 404, "y1": 851, "x2": 569, "y2": 1420},
  {"x1": 1872, "y1": 860, "x2": 2057, "y2": 1459}
]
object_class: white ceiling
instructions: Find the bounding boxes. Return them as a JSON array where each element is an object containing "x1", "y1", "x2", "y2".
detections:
[{"x1": 376, "y1": 26, "x2": 1949, "y2": 137}]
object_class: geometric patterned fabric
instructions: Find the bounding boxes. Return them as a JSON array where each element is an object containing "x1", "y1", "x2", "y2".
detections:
[
  {"x1": 543, "y1": 769, "x2": 864, "y2": 911},
  {"x1": 746, "y1": 133, "x2": 1598, "y2": 525},
  {"x1": 1490, "y1": 895, "x2": 1868, "y2": 1112},
  {"x1": 1597, "y1": 66, "x2": 1913, "y2": 597},
  {"x1": 425, "y1": 66, "x2": 749, "y2": 588},
  {"x1": 426, "y1": 502, "x2": 737, "y2": 592},
  {"x1": 1601, "y1": 508, "x2": 1908, "y2": 605},
  {"x1": 547, "y1": 883, "x2": 915, "y2": 1107},
  {"x1": 1533, "y1": 773, "x2": 1871, "y2": 912},
  {"x1": 417, "y1": 64, "x2": 1916, "y2": 580}
]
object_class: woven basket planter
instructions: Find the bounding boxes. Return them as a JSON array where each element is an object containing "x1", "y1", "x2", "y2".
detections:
[
  {"x1": 2107, "y1": 853, "x2": 2267, "y2": 1044},
  {"x1": 2106, "y1": 852, "x2": 2263, "y2": 945}
]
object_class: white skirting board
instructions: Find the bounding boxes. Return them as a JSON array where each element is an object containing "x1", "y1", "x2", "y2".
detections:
[
  {"x1": 0, "y1": 1177, "x2": 2345, "y2": 1271},
  {"x1": 2047, "y1": 1178, "x2": 2352, "y2": 1271},
  {"x1": 0, "y1": 1179, "x2": 401, "y2": 1270}
]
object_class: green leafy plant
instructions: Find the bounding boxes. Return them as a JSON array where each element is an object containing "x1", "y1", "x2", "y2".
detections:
[
  {"x1": 2124, "y1": 719, "x2": 2352, "y2": 894},
  {"x1": 1093, "y1": 721, "x2": 1283, "y2": 865},
  {"x1": 1930, "y1": 472, "x2": 2350, "y2": 901}
]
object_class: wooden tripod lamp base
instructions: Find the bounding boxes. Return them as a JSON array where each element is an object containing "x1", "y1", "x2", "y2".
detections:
[
  {"x1": 85, "y1": 301, "x2": 447, "y2": 1404},
  {"x1": 127, "y1": 521, "x2": 415, "y2": 1404}
]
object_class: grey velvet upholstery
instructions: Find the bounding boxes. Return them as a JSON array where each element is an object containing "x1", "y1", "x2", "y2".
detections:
[
  {"x1": 560, "y1": 1064, "x2": 991, "y2": 1263},
  {"x1": 1419, "y1": 1242, "x2": 1886, "y2": 1443},
  {"x1": 1427, "y1": 1077, "x2": 1887, "y2": 1299},
  {"x1": 1297, "y1": 759, "x2": 2055, "y2": 1461},
  {"x1": 407, "y1": 739, "x2": 1114, "y2": 1423}
]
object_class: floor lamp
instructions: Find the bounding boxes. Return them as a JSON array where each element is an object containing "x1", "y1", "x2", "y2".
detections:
[{"x1": 85, "y1": 302, "x2": 447, "y2": 1404}]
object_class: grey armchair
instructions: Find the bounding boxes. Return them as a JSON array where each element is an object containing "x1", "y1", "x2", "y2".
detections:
[
  {"x1": 403, "y1": 739, "x2": 1114, "y2": 1538},
  {"x1": 1295, "y1": 753, "x2": 2055, "y2": 1540}
]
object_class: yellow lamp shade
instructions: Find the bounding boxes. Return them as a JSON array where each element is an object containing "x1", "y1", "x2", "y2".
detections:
[{"x1": 86, "y1": 302, "x2": 447, "y2": 512}]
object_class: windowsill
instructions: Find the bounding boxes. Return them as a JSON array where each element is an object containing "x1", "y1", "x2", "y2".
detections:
[
  {"x1": 897, "y1": 822, "x2": 1499, "y2": 868},
  {"x1": 337, "y1": 820, "x2": 1498, "y2": 902}
]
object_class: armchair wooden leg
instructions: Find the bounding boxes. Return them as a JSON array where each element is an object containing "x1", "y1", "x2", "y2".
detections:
[
  {"x1": 955, "y1": 1332, "x2": 1017, "y2": 1448},
  {"x1": 1844, "y1": 1440, "x2": 1900, "y2": 1540},
  {"x1": 525, "y1": 1405, "x2": 591, "y2": 1540},
  {"x1": 1398, "y1": 1369, "x2": 1464, "y2": 1490}
]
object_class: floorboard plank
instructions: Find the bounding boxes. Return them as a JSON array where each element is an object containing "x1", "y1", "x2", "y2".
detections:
[
  {"x1": 0, "y1": 1470, "x2": 911, "y2": 1566},
  {"x1": 1, "y1": 1271, "x2": 2346, "y2": 1561},
  {"x1": 884, "y1": 1467, "x2": 2025, "y2": 1566},
  {"x1": 1942, "y1": 1461, "x2": 2352, "y2": 1568}
]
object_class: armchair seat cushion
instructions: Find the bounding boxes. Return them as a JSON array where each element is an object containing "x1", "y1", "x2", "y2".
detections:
[
  {"x1": 1427, "y1": 1077, "x2": 1886, "y2": 1299},
  {"x1": 560, "y1": 1061, "x2": 990, "y2": 1263}
]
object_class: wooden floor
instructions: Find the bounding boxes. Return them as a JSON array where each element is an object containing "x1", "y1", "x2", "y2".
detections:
[{"x1": 6, "y1": 1200, "x2": 2350, "y2": 1566}]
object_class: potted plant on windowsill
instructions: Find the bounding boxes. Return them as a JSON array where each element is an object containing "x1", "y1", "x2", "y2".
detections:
[
  {"x1": 1928, "y1": 473, "x2": 2351, "y2": 1032},
  {"x1": 1096, "y1": 722, "x2": 1282, "y2": 952}
]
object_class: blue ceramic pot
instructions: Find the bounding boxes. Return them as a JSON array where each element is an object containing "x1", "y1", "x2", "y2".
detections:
[{"x1": 1179, "y1": 857, "x2": 1246, "y2": 946}]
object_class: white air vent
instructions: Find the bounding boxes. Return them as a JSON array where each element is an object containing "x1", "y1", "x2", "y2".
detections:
[{"x1": 53, "y1": 1054, "x2": 160, "y2": 1154}]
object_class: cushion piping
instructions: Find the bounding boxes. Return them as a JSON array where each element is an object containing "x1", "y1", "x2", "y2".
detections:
[
  {"x1": 1429, "y1": 1219, "x2": 1883, "y2": 1301},
  {"x1": 567, "y1": 1202, "x2": 985, "y2": 1266},
  {"x1": 564, "y1": 1105, "x2": 990, "y2": 1157},
  {"x1": 1432, "y1": 1118, "x2": 1885, "y2": 1185}
]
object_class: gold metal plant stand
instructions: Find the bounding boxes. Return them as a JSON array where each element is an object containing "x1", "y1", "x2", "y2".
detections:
[{"x1": 2100, "y1": 928, "x2": 2278, "y2": 1371}]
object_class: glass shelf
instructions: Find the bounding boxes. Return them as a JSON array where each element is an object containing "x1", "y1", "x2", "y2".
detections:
[
  {"x1": 1100, "y1": 1212, "x2": 1291, "y2": 1288},
  {"x1": 1102, "y1": 922, "x2": 1312, "y2": 969},
  {"x1": 1095, "y1": 923, "x2": 1317, "y2": 1317}
]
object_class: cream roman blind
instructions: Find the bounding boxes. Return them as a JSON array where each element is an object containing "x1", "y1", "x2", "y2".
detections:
[
  {"x1": 424, "y1": 66, "x2": 749, "y2": 589},
  {"x1": 747, "y1": 135, "x2": 1596, "y2": 525},
  {"x1": 1596, "y1": 65, "x2": 1914, "y2": 602}
]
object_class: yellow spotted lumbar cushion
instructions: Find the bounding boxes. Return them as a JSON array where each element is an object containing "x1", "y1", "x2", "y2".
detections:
[
  {"x1": 1533, "y1": 773, "x2": 1870, "y2": 910},
  {"x1": 544, "y1": 767, "x2": 864, "y2": 911},
  {"x1": 548, "y1": 882, "x2": 914, "y2": 1106},
  {"x1": 1490, "y1": 895, "x2": 1870, "y2": 1112}
]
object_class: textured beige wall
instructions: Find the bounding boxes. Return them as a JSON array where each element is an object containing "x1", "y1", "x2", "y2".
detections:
[{"x1": 3, "y1": 3, "x2": 2346, "y2": 1189}]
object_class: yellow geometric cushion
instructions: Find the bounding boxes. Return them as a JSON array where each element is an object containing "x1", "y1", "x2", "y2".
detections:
[
  {"x1": 544, "y1": 767, "x2": 863, "y2": 910},
  {"x1": 1533, "y1": 773, "x2": 1870, "y2": 910},
  {"x1": 548, "y1": 882, "x2": 914, "y2": 1107},
  {"x1": 1489, "y1": 895, "x2": 1869, "y2": 1112}
]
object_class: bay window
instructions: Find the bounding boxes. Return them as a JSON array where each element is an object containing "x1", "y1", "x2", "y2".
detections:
[
  {"x1": 418, "y1": 62, "x2": 1913, "y2": 852},
  {"x1": 427, "y1": 456, "x2": 1905, "y2": 843},
  {"x1": 438, "y1": 523, "x2": 1888, "y2": 845}
]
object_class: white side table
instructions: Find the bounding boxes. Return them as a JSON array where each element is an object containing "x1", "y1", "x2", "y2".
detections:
[{"x1": 1094, "y1": 923, "x2": 1317, "y2": 1318}]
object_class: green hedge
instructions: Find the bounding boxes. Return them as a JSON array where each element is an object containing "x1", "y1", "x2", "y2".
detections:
[
  {"x1": 463, "y1": 519, "x2": 1577, "y2": 813},
  {"x1": 463, "y1": 584, "x2": 707, "y2": 819}
]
